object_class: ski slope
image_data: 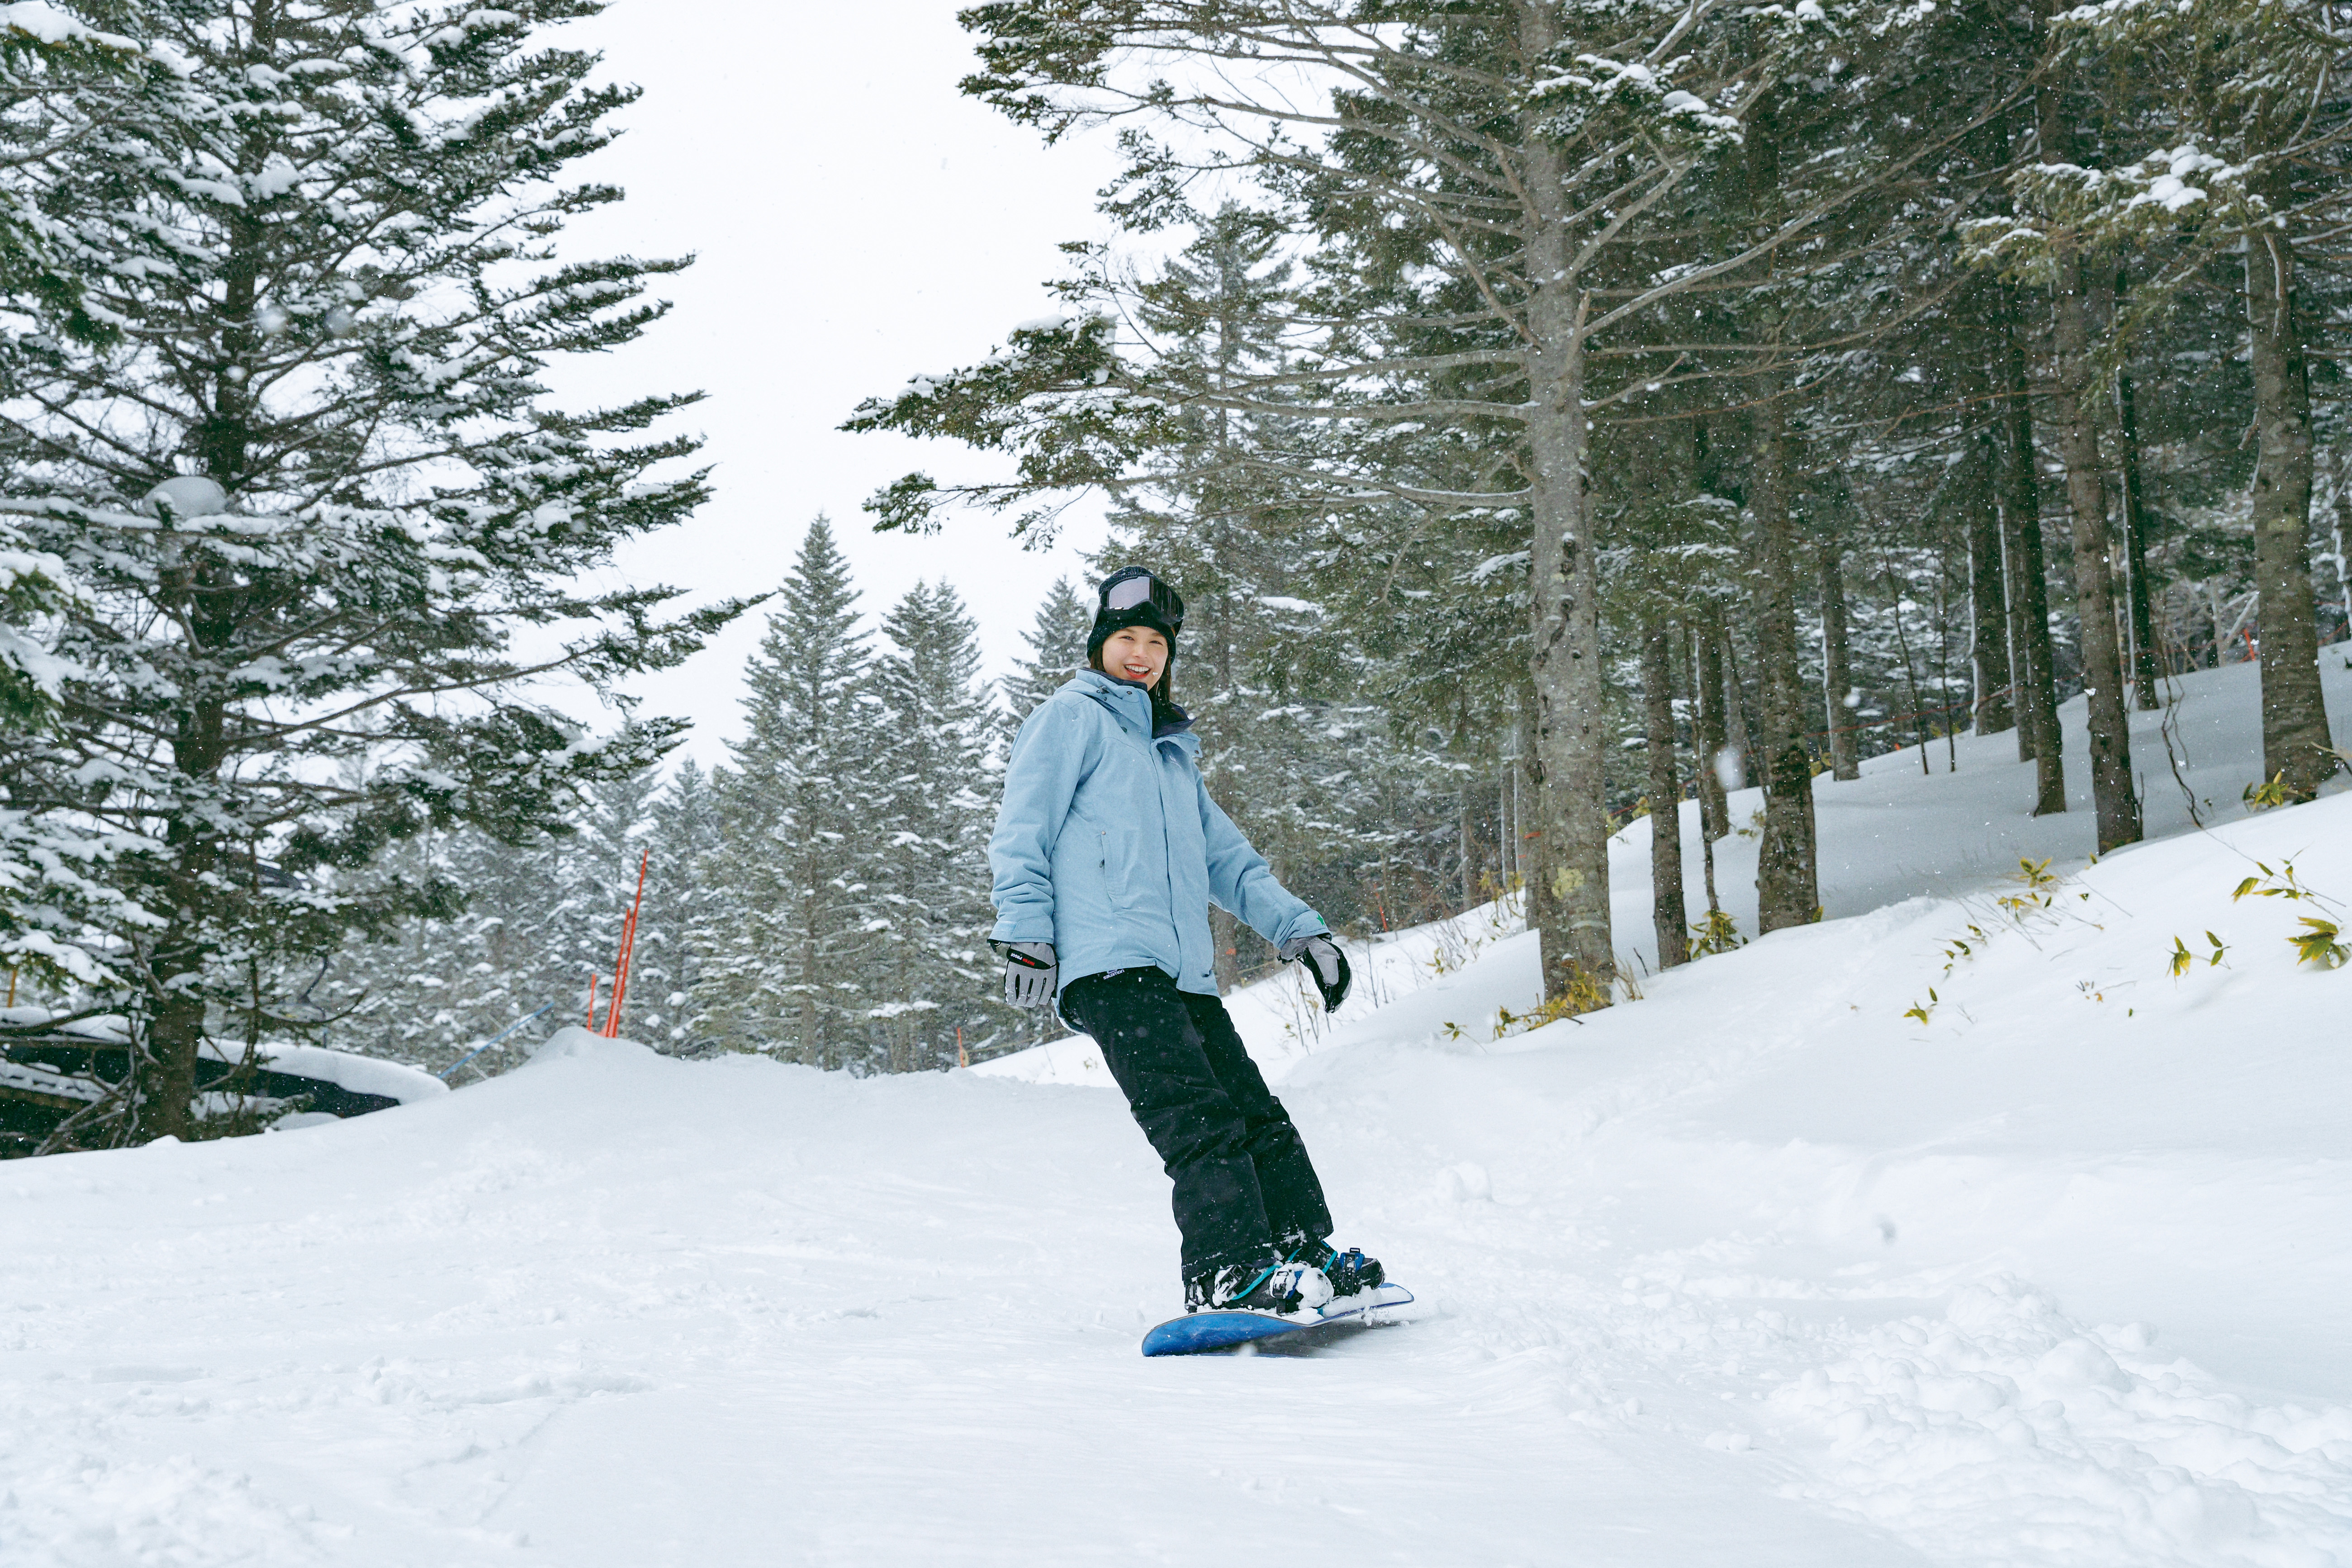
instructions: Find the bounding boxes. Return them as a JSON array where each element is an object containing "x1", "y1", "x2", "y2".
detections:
[{"x1": 4, "y1": 654, "x2": 2350, "y2": 1567}]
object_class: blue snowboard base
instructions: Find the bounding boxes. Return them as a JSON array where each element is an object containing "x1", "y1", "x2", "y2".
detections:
[{"x1": 1140, "y1": 1284, "x2": 1416, "y2": 1356}]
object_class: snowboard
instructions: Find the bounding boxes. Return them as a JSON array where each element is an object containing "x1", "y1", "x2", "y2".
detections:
[{"x1": 1140, "y1": 1283, "x2": 1415, "y2": 1357}]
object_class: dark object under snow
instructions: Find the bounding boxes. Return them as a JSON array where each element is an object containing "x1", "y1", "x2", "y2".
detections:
[
  {"x1": 1059, "y1": 966, "x2": 1333, "y2": 1293},
  {"x1": 1141, "y1": 1283, "x2": 1417, "y2": 1356},
  {"x1": 0, "y1": 1029, "x2": 437, "y2": 1151}
]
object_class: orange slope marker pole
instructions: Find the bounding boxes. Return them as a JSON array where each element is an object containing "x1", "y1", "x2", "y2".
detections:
[
  {"x1": 586, "y1": 972, "x2": 601, "y2": 1031},
  {"x1": 603, "y1": 849, "x2": 652, "y2": 1038}
]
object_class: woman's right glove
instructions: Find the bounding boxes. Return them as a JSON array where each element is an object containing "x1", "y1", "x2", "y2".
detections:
[
  {"x1": 1280, "y1": 933, "x2": 1352, "y2": 1013},
  {"x1": 997, "y1": 941, "x2": 1058, "y2": 1008}
]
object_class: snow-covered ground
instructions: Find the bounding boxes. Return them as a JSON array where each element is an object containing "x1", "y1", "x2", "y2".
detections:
[{"x1": 5, "y1": 654, "x2": 2350, "y2": 1567}]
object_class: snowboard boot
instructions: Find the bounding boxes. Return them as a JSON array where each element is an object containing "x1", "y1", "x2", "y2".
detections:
[
  {"x1": 1188, "y1": 1257, "x2": 1335, "y2": 1316},
  {"x1": 1299, "y1": 1240, "x2": 1385, "y2": 1299}
]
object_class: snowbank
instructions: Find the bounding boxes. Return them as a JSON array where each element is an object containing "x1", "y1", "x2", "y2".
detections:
[
  {"x1": 517, "y1": 1024, "x2": 658, "y2": 1070},
  {"x1": 198, "y1": 1039, "x2": 447, "y2": 1106}
]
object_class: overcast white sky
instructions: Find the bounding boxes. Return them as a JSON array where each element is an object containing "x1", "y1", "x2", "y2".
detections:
[{"x1": 543, "y1": 0, "x2": 1124, "y2": 767}]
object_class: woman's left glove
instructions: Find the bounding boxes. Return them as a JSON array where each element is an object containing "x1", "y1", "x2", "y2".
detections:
[
  {"x1": 997, "y1": 941, "x2": 1058, "y2": 1008},
  {"x1": 1280, "y1": 933, "x2": 1352, "y2": 1013}
]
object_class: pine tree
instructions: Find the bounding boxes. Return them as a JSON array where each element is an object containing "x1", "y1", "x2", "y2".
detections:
[
  {"x1": 696, "y1": 517, "x2": 886, "y2": 1068},
  {"x1": 870, "y1": 581, "x2": 1000, "y2": 1070},
  {"x1": 318, "y1": 758, "x2": 725, "y2": 1074},
  {"x1": 0, "y1": 10, "x2": 195, "y2": 995},
  {"x1": 323, "y1": 816, "x2": 572, "y2": 1075},
  {"x1": 1003, "y1": 576, "x2": 1091, "y2": 724},
  {"x1": 0, "y1": 0, "x2": 744, "y2": 1142},
  {"x1": 640, "y1": 758, "x2": 722, "y2": 1053}
]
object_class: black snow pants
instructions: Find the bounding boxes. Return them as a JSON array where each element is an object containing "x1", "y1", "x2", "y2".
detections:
[{"x1": 1059, "y1": 966, "x2": 1333, "y2": 1293}]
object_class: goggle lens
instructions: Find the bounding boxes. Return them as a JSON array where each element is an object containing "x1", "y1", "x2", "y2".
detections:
[{"x1": 1105, "y1": 576, "x2": 1156, "y2": 612}]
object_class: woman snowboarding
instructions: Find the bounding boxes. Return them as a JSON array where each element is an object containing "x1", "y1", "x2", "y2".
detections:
[{"x1": 989, "y1": 566, "x2": 1384, "y2": 1316}]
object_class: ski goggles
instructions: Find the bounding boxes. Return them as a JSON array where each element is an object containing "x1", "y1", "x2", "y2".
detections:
[{"x1": 1100, "y1": 570, "x2": 1184, "y2": 632}]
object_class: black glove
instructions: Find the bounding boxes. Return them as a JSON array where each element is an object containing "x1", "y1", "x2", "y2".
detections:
[
  {"x1": 996, "y1": 941, "x2": 1057, "y2": 1008},
  {"x1": 1280, "y1": 933, "x2": 1351, "y2": 1013}
]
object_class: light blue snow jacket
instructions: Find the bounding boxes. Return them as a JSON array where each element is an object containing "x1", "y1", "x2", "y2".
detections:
[{"x1": 989, "y1": 670, "x2": 1328, "y2": 997}]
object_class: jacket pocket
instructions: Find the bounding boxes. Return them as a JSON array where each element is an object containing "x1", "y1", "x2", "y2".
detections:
[{"x1": 1098, "y1": 824, "x2": 1147, "y2": 904}]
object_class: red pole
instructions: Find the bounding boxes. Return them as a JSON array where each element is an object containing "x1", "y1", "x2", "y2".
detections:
[
  {"x1": 586, "y1": 972, "x2": 600, "y2": 1031},
  {"x1": 605, "y1": 848, "x2": 652, "y2": 1038}
]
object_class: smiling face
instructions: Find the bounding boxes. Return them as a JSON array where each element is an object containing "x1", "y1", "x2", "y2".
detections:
[{"x1": 1099, "y1": 625, "x2": 1170, "y2": 690}]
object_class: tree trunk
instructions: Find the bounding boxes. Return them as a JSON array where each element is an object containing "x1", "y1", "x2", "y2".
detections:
[
  {"x1": 146, "y1": 982, "x2": 204, "y2": 1140},
  {"x1": 1521, "y1": 100, "x2": 1612, "y2": 1004},
  {"x1": 1458, "y1": 795, "x2": 1475, "y2": 911},
  {"x1": 1499, "y1": 756, "x2": 1515, "y2": 891},
  {"x1": 1720, "y1": 622, "x2": 1755, "y2": 791},
  {"x1": 1640, "y1": 614, "x2": 1689, "y2": 968},
  {"x1": 2114, "y1": 355, "x2": 2161, "y2": 708},
  {"x1": 1818, "y1": 541, "x2": 1861, "y2": 778},
  {"x1": 1513, "y1": 682, "x2": 1557, "y2": 960},
  {"x1": 1996, "y1": 282, "x2": 2066, "y2": 807},
  {"x1": 1693, "y1": 619, "x2": 1731, "y2": 840},
  {"x1": 2327, "y1": 453, "x2": 2352, "y2": 637},
  {"x1": 799, "y1": 895, "x2": 822, "y2": 1069},
  {"x1": 1747, "y1": 388, "x2": 1820, "y2": 932},
  {"x1": 1966, "y1": 397, "x2": 2015, "y2": 735},
  {"x1": 2242, "y1": 217, "x2": 2337, "y2": 800},
  {"x1": 2038, "y1": 72, "x2": 2141, "y2": 852}
]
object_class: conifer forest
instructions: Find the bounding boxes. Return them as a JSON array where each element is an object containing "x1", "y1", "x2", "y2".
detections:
[{"x1": 1, "y1": 0, "x2": 2349, "y2": 1144}]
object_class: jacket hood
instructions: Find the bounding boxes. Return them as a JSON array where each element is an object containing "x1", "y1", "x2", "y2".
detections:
[{"x1": 1065, "y1": 669, "x2": 1196, "y2": 744}]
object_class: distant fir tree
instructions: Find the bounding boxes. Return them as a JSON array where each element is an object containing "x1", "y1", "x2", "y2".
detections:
[
  {"x1": 870, "y1": 582, "x2": 1000, "y2": 1069},
  {"x1": 568, "y1": 768, "x2": 660, "y2": 1035},
  {"x1": 321, "y1": 758, "x2": 721, "y2": 1074},
  {"x1": 1002, "y1": 576, "x2": 1091, "y2": 724},
  {"x1": 324, "y1": 815, "x2": 573, "y2": 1075},
  {"x1": 696, "y1": 517, "x2": 886, "y2": 1068},
  {"x1": 640, "y1": 758, "x2": 723, "y2": 1053},
  {"x1": 0, "y1": 0, "x2": 745, "y2": 1142},
  {"x1": 319, "y1": 759, "x2": 640, "y2": 1075}
]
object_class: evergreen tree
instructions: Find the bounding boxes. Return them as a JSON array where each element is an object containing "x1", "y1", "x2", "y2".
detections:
[
  {"x1": 320, "y1": 757, "x2": 716, "y2": 1073},
  {"x1": 1003, "y1": 576, "x2": 1091, "y2": 724},
  {"x1": 0, "y1": 10, "x2": 200, "y2": 998},
  {"x1": 696, "y1": 518, "x2": 885, "y2": 1068},
  {"x1": 323, "y1": 815, "x2": 573, "y2": 1075},
  {"x1": 870, "y1": 581, "x2": 1000, "y2": 1070},
  {"x1": 640, "y1": 758, "x2": 722, "y2": 1053},
  {"x1": 0, "y1": 0, "x2": 743, "y2": 1142}
]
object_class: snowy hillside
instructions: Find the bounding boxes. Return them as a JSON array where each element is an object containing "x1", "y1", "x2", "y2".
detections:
[{"x1": 5, "y1": 663, "x2": 2351, "y2": 1566}]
